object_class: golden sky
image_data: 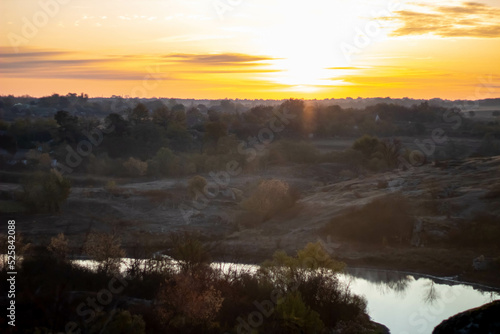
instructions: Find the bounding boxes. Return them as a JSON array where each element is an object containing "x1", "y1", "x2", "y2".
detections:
[{"x1": 1, "y1": 0, "x2": 499, "y2": 99}]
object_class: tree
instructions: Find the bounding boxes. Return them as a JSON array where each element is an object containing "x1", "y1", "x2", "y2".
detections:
[
  {"x1": 129, "y1": 103, "x2": 149, "y2": 124},
  {"x1": 204, "y1": 121, "x2": 227, "y2": 147},
  {"x1": 156, "y1": 271, "x2": 223, "y2": 329},
  {"x1": 22, "y1": 169, "x2": 71, "y2": 213},
  {"x1": 152, "y1": 105, "x2": 171, "y2": 128},
  {"x1": 54, "y1": 110, "x2": 80, "y2": 143},
  {"x1": 278, "y1": 99, "x2": 305, "y2": 136},
  {"x1": 153, "y1": 147, "x2": 182, "y2": 176},
  {"x1": 104, "y1": 113, "x2": 129, "y2": 136},
  {"x1": 378, "y1": 138, "x2": 402, "y2": 168},
  {"x1": 166, "y1": 123, "x2": 192, "y2": 151},
  {"x1": 169, "y1": 232, "x2": 210, "y2": 273},
  {"x1": 83, "y1": 232, "x2": 125, "y2": 274}
]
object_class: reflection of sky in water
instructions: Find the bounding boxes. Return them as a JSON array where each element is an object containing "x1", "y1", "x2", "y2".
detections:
[
  {"x1": 339, "y1": 269, "x2": 500, "y2": 334},
  {"x1": 73, "y1": 260, "x2": 499, "y2": 334}
]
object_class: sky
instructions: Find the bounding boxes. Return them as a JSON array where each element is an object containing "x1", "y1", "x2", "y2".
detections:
[{"x1": 0, "y1": 0, "x2": 499, "y2": 100}]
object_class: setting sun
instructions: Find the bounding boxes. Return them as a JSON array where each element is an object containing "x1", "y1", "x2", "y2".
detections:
[{"x1": 1, "y1": 0, "x2": 499, "y2": 99}]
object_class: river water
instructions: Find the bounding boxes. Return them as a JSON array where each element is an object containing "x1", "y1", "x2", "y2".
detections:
[
  {"x1": 342, "y1": 268, "x2": 499, "y2": 334},
  {"x1": 73, "y1": 259, "x2": 500, "y2": 334}
]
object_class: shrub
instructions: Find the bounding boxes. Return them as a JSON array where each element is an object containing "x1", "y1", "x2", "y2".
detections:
[
  {"x1": 275, "y1": 292, "x2": 324, "y2": 334},
  {"x1": 188, "y1": 175, "x2": 208, "y2": 199},
  {"x1": 156, "y1": 271, "x2": 224, "y2": 330},
  {"x1": 259, "y1": 243, "x2": 368, "y2": 330},
  {"x1": 169, "y1": 232, "x2": 210, "y2": 273},
  {"x1": 153, "y1": 147, "x2": 182, "y2": 176},
  {"x1": 351, "y1": 135, "x2": 404, "y2": 171},
  {"x1": 83, "y1": 232, "x2": 125, "y2": 274},
  {"x1": 352, "y1": 134, "x2": 380, "y2": 159},
  {"x1": 242, "y1": 179, "x2": 300, "y2": 222},
  {"x1": 105, "y1": 180, "x2": 117, "y2": 192},
  {"x1": 22, "y1": 169, "x2": 71, "y2": 213},
  {"x1": 378, "y1": 138, "x2": 402, "y2": 168},
  {"x1": 47, "y1": 233, "x2": 69, "y2": 261},
  {"x1": 89, "y1": 310, "x2": 146, "y2": 334},
  {"x1": 123, "y1": 157, "x2": 148, "y2": 176}
]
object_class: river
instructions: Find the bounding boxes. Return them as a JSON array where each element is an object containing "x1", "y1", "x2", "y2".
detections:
[{"x1": 73, "y1": 259, "x2": 500, "y2": 334}]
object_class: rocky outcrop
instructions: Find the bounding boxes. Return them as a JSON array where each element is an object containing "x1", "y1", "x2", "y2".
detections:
[{"x1": 433, "y1": 300, "x2": 500, "y2": 334}]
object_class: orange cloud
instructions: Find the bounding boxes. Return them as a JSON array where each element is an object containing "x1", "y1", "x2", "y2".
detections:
[{"x1": 385, "y1": 2, "x2": 500, "y2": 38}]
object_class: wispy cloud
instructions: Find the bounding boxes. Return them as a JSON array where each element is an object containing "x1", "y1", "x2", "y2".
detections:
[
  {"x1": 165, "y1": 53, "x2": 276, "y2": 66},
  {"x1": 383, "y1": 1, "x2": 500, "y2": 38},
  {"x1": 0, "y1": 49, "x2": 279, "y2": 80},
  {"x1": 0, "y1": 49, "x2": 152, "y2": 80}
]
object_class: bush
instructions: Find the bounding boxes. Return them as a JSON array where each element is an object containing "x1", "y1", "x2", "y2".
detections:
[
  {"x1": 169, "y1": 232, "x2": 210, "y2": 273},
  {"x1": 105, "y1": 180, "x2": 117, "y2": 192},
  {"x1": 47, "y1": 233, "x2": 69, "y2": 261},
  {"x1": 242, "y1": 179, "x2": 300, "y2": 222},
  {"x1": 188, "y1": 175, "x2": 208, "y2": 199},
  {"x1": 123, "y1": 157, "x2": 148, "y2": 176},
  {"x1": 351, "y1": 135, "x2": 403, "y2": 171},
  {"x1": 153, "y1": 147, "x2": 182, "y2": 176},
  {"x1": 83, "y1": 232, "x2": 125, "y2": 274},
  {"x1": 258, "y1": 243, "x2": 368, "y2": 330},
  {"x1": 89, "y1": 310, "x2": 146, "y2": 334},
  {"x1": 275, "y1": 292, "x2": 324, "y2": 334},
  {"x1": 22, "y1": 169, "x2": 71, "y2": 213},
  {"x1": 352, "y1": 135, "x2": 380, "y2": 159},
  {"x1": 156, "y1": 271, "x2": 223, "y2": 330}
]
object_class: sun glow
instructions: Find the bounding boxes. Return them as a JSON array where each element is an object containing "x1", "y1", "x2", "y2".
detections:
[{"x1": 0, "y1": 0, "x2": 499, "y2": 99}]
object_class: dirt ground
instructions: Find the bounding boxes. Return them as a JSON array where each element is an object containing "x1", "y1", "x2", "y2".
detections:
[{"x1": 4, "y1": 139, "x2": 500, "y2": 288}]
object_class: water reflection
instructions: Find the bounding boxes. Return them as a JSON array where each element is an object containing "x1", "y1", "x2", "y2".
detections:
[
  {"x1": 342, "y1": 268, "x2": 500, "y2": 334},
  {"x1": 423, "y1": 281, "x2": 439, "y2": 305},
  {"x1": 346, "y1": 267, "x2": 413, "y2": 297},
  {"x1": 72, "y1": 259, "x2": 499, "y2": 334}
]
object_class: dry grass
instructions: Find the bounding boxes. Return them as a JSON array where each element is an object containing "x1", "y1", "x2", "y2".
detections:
[
  {"x1": 134, "y1": 189, "x2": 174, "y2": 204},
  {"x1": 322, "y1": 193, "x2": 413, "y2": 245}
]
